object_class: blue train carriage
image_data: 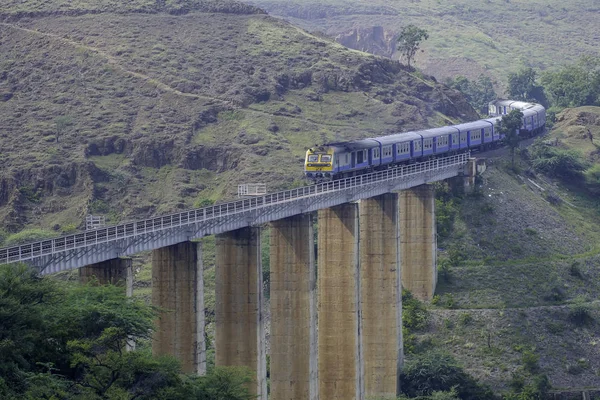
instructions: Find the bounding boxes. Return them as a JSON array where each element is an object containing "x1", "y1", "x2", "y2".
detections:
[
  {"x1": 453, "y1": 119, "x2": 495, "y2": 150},
  {"x1": 372, "y1": 132, "x2": 424, "y2": 165},
  {"x1": 418, "y1": 126, "x2": 456, "y2": 156}
]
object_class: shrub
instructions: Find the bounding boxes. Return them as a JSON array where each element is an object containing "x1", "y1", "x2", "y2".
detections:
[
  {"x1": 4, "y1": 229, "x2": 56, "y2": 247},
  {"x1": 529, "y1": 142, "x2": 588, "y2": 180},
  {"x1": 403, "y1": 289, "x2": 430, "y2": 331},
  {"x1": 522, "y1": 350, "x2": 540, "y2": 373},
  {"x1": 568, "y1": 299, "x2": 594, "y2": 326},
  {"x1": 399, "y1": 350, "x2": 496, "y2": 400},
  {"x1": 569, "y1": 261, "x2": 584, "y2": 279},
  {"x1": 543, "y1": 286, "x2": 566, "y2": 303},
  {"x1": 458, "y1": 313, "x2": 473, "y2": 326}
]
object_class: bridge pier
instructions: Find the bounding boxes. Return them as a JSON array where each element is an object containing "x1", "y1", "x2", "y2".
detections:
[
  {"x1": 79, "y1": 257, "x2": 133, "y2": 287},
  {"x1": 270, "y1": 214, "x2": 318, "y2": 400},
  {"x1": 151, "y1": 241, "x2": 205, "y2": 375},
  {"x1": 359, "y1": 194, "x2": 403, "y2": 398},
  {"x1": 318, "y1": 203, "x2": 363, "y2": 400},
  {"x1": 215, "y1": 227, "x2": 267, "y2": 400},
  {"x1": 399, "y1": 184, "x2": 437, "y2": 300}
]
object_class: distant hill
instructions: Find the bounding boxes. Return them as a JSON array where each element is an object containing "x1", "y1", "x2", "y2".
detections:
[
  {"x1": 0, "y1": 0, "x2": 475, "y2": 231},
  {"x1": 241, "y1": 0, "x2": 600, "y2": 88}
]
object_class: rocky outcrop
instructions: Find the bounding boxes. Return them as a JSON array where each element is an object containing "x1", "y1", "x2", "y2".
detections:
[{"x1": 335, "y1": 27, "x2": 397, "y2": 58}]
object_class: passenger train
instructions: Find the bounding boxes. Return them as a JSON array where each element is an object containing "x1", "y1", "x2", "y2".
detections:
[{"x1": 304, "y1": 100, "x2": 546, "y2": 181}]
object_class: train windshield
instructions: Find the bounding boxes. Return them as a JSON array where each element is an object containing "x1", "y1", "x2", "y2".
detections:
[
  {"x1": 320, "y1": 155, "x2": 332, "y2": 162},
  {"x1": 308, "y1": 155, "x2": 319, "y2": 162}
]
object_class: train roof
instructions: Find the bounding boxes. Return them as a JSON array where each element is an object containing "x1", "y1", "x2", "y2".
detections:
[
  {"x1": 326, "y1": 138, "x2": 379, "y2": 151},
  {"x1": 453, "y1": 119, "x2": 493, "y2": 131},
  {"x1": 483, "y1": 117, "x2": 502, "y2": 125},
  {"x1": 372, "y1": 132, "x2": 423, "y2": 145},
  {"x1": 419, "y1": 126, "x2": 458, "y2": 139}
]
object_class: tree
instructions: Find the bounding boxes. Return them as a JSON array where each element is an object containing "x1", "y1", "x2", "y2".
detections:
[
  {"x1": 540, "y1": 56, "x2": 600, "y2": 108},
  {"x1": 497, "y1": 109, "x2": 524, "y2": 167},
  {"x1": 397, "y1": 25, "x2": 429, "y2": 69},
  {"x1": 446, "y1": 75, "x2": 497, "y2": 115},
  {"x1": 0, "y1": 264, "x2": 253, "y2": 399}
]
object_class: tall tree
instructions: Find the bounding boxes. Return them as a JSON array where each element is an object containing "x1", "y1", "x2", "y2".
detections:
[
  {"x1": 507, "y1": 67, "x2": 540, "y2": 102},
  {"x1": 397, "y1": 25, "x2": 429, "y2": 69},
  {"x1": 497, "y1": 109, "x2": 524, "y2": 167}
]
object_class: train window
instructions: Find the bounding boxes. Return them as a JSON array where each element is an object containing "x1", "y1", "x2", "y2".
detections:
[
  {"x1": 357, "y1": 151, "x2": 363, "y2": 164},
  {"x1": 321, "y1": 155, "x2": 331, "y2": 162},
  {"x1": 452, "y1": 134, "x2": 457, "y2": 145},
  {"x1": 373, "y1": 148, "x2": 380, "y2": 159},
  {"x1": 308, "y1": 155, "x2": 318, "y2": 162},
  {"x1": 383, "y1": 146, "x2": 392, "y2": 157}
]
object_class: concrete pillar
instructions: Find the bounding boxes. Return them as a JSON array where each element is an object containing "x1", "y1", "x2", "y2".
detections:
[
  {"x1": 152, "y1": 241, "x2": 205, "y2": 375},
  {"x1": 399, "y1": 184, "x2": 437, "y2": 300},
  {"x1": 318, "y1": 203, "x2": 363, "y2": 400},
  {"x1": 270, "y1": 214, "x2": 318, "y2": 400},
  {"x1": 79, "y1": 257, "x2": 132, "y2": 286},
  {"x1": 215, "y1": 227, "x2": 267, "y2": 400},
  {"x1": 359, "y1": 194, "x2": 403, "y2": 398}
]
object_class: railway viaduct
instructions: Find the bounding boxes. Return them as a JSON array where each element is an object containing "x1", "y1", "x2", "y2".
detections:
[{"x1": 0, "y1": 153, "x2": 477, "y2": 400}]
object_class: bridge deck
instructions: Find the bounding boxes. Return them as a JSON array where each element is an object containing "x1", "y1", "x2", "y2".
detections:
[{"x1": 0, "y1": 153, "x2": 470, "y2": 274}]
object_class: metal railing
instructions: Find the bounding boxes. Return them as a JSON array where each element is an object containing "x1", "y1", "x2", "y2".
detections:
[{"x1": 0, "y1": 153, "x2": 469, "y2": 266}]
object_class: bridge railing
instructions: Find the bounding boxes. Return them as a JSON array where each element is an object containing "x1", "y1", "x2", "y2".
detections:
[{"x1": 0, "y1": 153, "x2": 469, "y2": 265}]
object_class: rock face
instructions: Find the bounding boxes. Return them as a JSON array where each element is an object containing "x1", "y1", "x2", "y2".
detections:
[{"x1": 335, "y1": 26, "x2": 397, "y2": 58}]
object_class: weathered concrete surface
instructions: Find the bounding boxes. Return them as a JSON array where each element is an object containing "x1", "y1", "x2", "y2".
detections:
[
  {"x1": 359, "y1": 194, "x2": 403, "y2": 398},
  {"x1": 399, "y1": 185, "x2": 437, "y2": 300},
  {"x1": 318, "y1": 204, "x2": 363, "y2": 400},
  {"x1": 215, "y1": 227, "x2": 267, "y2": 400},
  {"x1": 152, "y1": 241, "x2": 204, "y2": 374},
  {"x1": 270, "y1": 214, "x2": 318, "y2": 400},
  {"x1": 79, "y1": 257, "x2": 132, "y2": 286}
]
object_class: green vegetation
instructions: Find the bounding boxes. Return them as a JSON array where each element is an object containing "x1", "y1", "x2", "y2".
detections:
[
  {"x1": 399, "y1": 351, "x2": 496, "y2": 400},
  {"x1": 498, "y1": 109, "x2": 524, "y2": 167},
  {"x1": 397, "y1": 25, "x2": 429, "y2": 69},
  {"x1": 506, "y1": 67, "x2": 546, "y2": 105},
  {"x1": 445, "y1": 75, "x2": 496, "y2": 115},
  {"x1": 1, "y1": 228, "x2": 56, "y2": 247},
  {"x1": 528, "y1": 141, "x2": 588, "y2": 180},
  {"x1": 0, "y1": 263, "x2": 253, "y2": 399},
  {"x1": 540, "y1": 57, "x2": 600, "y2": 108}
]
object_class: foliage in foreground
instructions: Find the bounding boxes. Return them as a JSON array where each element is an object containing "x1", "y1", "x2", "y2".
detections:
[{"x1": 0, "y1": 263, "x2": 253, "y2": 400}]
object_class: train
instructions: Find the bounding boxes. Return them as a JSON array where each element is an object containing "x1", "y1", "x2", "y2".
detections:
[{"x1": 304, "y1": 100, "x2": 546, "y2": 181}]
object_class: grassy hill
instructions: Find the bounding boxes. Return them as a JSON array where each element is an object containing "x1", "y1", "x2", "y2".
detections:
[
  {"x1": 241, "y1": 0, "x2": 600, "y2": 87},
  {"x1": 0, "y1": 0, "x2": 476, "y2": 233},
  {"x1": 424, "y1": 108, "x2": 600, "y2": 391}
]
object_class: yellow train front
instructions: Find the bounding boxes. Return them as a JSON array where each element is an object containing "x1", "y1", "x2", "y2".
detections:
[{"x1": 304, "y1": 147, "x2": 334, "y2": 181}]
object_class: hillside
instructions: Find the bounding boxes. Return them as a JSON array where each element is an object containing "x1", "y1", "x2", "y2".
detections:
[
  {"x1": 0, "y1": 0, "x2": 476, "y2": 234},
  {"x1": 423, "y1": 108, "x2": 600, "y2": 392},
  {"x1": 241, "y1": 0, "x2": 600, "y2": 87}
]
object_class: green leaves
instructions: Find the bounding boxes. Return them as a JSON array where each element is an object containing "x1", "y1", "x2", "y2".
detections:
[
  {"x1": 446, "y1": 75, "x2": 497, "y2": 116},
  {"x1": 397, "y1": 25, "x2": 429, "y2": 69},
  {"x1": 0, "y1": 264, "x2": 252, "y2": 399}
]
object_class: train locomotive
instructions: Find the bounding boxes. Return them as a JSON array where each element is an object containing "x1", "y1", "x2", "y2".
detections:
[{"x1": 304, "y1": 100, "x2": 546, "y2": 181}]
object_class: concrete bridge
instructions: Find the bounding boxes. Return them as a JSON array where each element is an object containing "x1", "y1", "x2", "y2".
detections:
[{"x1": 0, "y1": 152, "x2": 473, "y2": 400}]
